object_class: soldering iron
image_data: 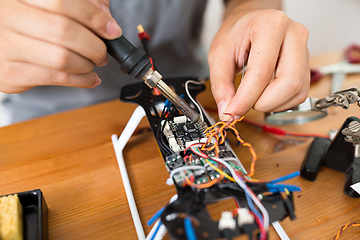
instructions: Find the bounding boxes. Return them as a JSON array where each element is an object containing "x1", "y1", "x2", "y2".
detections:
[{"x1": 102, "y1": 36, "x2": 204, "y2": 127}]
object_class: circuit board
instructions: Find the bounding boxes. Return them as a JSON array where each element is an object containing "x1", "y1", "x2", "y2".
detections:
[{"x1": 120, "y1": 78, "x2": 298, "y2": 240}]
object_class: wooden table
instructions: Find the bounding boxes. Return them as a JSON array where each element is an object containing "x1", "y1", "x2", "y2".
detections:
[{"x1": 0, "y1": 51, "x2": 359, "y2": 240}]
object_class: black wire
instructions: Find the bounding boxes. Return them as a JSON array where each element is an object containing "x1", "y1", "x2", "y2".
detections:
[
  {"x1": 160, "y1": 109, "x2": 175, "y2": 155},
  {"x1": 157, "y1": 105, "x2": 171, "y2": 155},
  {"x1": 157, "y1": 104, "x2": 175, "y2": 156}
]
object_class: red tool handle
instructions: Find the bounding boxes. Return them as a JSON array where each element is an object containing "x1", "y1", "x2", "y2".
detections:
[
  {"x1": 310, "y1": 69, "x2": 322, "y2": 83},
  {"x1": 345, "y1": 44, "x2": 360, "y2": 63}
]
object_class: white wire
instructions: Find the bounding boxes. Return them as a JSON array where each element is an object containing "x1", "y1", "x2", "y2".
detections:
[
  {"x1": 185, "y1": 79, "x2": 205, "y2": 121},
  {"x1": 272, "y1": 221, "x2": 290, "y2": 240},
  {"x1": 211, "y1": 157, "x2": 270, "y2": 230}
]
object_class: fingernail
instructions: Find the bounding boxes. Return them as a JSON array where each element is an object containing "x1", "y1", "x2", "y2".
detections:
[
  {"x1": 217, "y1": 100, "x2": 227, "y2": 119},
  {"x1": 100, "y1": 4, "x2": 111, "y2": 15},
  {"x1": 107, "y1": 20, "x2": 122, "y2": 37},
  {"x1": 221, "y1": 114, "x2": 241, "y2": 122},
  {"x1": 99, "y1": 54, "x2": 109, "y2": 67},
  {"x1": 94, "y1": 74, "x2": 101, "y2": 87}
]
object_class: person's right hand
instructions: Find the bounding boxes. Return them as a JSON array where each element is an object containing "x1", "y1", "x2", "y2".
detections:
[{"x1": 0, "y1": 0, "x2": 122, "y2": 93}]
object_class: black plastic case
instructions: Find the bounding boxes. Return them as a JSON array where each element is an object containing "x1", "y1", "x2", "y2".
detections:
[{"x1": 0, "y1": 189, "x2": 48, "y2": 240}]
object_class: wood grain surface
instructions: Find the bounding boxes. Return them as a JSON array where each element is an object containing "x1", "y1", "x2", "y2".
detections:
[{"x1": 0, "y1": 51, "x2": 359, "y2": 239}]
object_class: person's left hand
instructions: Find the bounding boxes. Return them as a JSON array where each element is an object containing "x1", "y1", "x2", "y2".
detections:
[{"x1": 208, "y1": 9, "x2": 310, "y2": 120}]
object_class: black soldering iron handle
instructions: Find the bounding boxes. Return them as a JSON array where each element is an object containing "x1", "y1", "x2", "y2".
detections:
[{"x1": 102, "y1": 35, "x2": 152, "y2": 80}]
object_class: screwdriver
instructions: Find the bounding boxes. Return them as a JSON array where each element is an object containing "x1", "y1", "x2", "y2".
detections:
[{"x1": 102, "y1": 35, "x2": 205, "y2": 127}]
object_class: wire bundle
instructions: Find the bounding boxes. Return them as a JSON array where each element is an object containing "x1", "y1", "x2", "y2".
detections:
[
  {"x1": 178, "y1": 141, "x2": 269, "y2": 239},
  {"x1": 201, "y1": 116, "x2": 257, "y2": 177}
]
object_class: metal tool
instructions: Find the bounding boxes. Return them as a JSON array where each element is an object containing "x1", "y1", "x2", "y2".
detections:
[
  {"x1": 342, "y1": 120, "x2": 360, "y2": 158},
  {"x1": 315, "y1": 87, "x2": 360, "y2": 110},
  {"x1": 300, "y1": 116, "x2": 360, "y2": 198},
  {"x1": 102, "y1": 36, "x2": 204, "y2": 126},
  {"x1": 265, "y1": 87, "x2": 360, "y2": 124},
  {"x1": 264, "y1": 98, "x2": 328, "y2": 125},
  {"x1": 311, "y1": 44, "x2": 360, "y2": 94}
]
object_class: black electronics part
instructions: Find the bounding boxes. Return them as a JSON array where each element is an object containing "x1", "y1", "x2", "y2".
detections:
[
  {"x1": 102, "y1": 36, "x2": 152, "y2": 79},
  {"x1": 300, "y1": 116, "x2": 360, "y2": 198},
  {"x1": 300, "y1": 137, "x2": 331, "y2": 181}
]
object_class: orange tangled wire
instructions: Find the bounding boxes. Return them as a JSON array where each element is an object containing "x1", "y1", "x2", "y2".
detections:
[
  {"x1": 333, "y1": 222, "x2": 360, "y2": 240},
  {"x1": 201, "y1": 114, "x2": 257, "y2": 177}
]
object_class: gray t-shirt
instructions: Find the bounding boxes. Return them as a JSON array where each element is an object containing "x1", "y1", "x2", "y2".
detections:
[{"x1": 3, "y1": 0, "x2": 209, "y2": 123}]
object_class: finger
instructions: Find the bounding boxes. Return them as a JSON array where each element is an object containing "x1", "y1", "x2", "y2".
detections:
[
  {"x1": 87, "y1": 0, "x2": 110, "y2": 9},
  {"x1": 19, "y1": 0, "x2": 121, "y2": 39},
  {"x1": 208, "y1": 43, "x2": 237, "y2": 118},
  {"x1": 254, "y1": 22, "x2": 310, "y2": 113},
  {"x1": 223, "y1": 15, "x2": 287, "y2": 117},
  {"x1": 0, "y1": 61, "x2": 100, "y2": 93},
  {"x1": 208, "y1": 19, "x2": 252, "y2": 119},
  {"x1": 5, "y1": 2, "x2": 109, "y2": 67},
  {"x1": 3, "y1": 29, "x2": 95, "y2": 74}
]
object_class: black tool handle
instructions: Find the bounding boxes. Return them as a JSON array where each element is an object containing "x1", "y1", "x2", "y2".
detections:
[{"x1": 102, "y1": 35, "x2": 152, "y2": 79}]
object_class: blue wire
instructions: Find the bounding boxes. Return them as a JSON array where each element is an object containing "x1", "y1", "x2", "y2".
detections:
[
  {"x1": 150, "y1": 220, "x2": 162, "y2": 240},
  {"x1": 184, "y1": 217, "x2": 197, "y2": 240},
  {"x1": 270, "y1": 171, "x2": 300, "y2": 183},
  {"x1": 147, "y1": 207, "x2": 165, "y2": 226},
  {"x1": 244, "y1": 192, "x2": 266, "y2": 240},
  {"x1": 164, "y1": 99, "x2": 171, "y2": 109},
  {"x1": 244, "y1": 191, "x2": 263, "y2": 222}
]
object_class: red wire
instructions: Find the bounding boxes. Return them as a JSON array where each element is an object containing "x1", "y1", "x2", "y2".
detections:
[
  {"x1": 233, "y1": 199, "x2": 239, "y2": 208},
  {"x1": 183, "y1": 143, "x2": 204, "y2": 155},
  {"x1": 285, "y1": 131, "x2": 330, "y2": 139},
  {"x1": 249, "y1": 211, "x2": 266, "y2": 240},
  {"x1": 138, "y1": 31, "x2": 151, "y2": 41}
]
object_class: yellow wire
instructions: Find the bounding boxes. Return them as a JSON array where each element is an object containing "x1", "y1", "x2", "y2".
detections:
[
  {"x1": 202, "y1": 117, "x2": 258, "y2": 177},
  {"x1": 206, "y1": 159, "x2": 235, "y2": 182}
]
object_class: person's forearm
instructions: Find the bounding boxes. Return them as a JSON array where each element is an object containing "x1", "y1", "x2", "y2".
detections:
[{"x1": 224, "y1": 0, "x2": 281, "y2": 21}]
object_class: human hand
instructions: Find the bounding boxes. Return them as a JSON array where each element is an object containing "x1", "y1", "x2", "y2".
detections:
[
  {"x1": 0, "y1": 0, "x2": 121, "y2": 93},
  {"x1": 208, "y1": 9, "x2": 310, "y2": 120}
]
